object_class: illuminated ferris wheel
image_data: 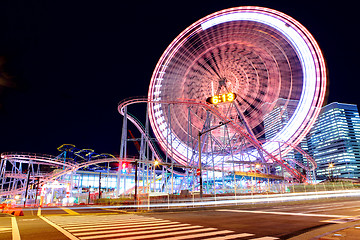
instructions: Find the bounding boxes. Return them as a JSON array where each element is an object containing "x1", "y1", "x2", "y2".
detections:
[{"x1": 147, "y1": 7, "x2": 326, "y2": 176}]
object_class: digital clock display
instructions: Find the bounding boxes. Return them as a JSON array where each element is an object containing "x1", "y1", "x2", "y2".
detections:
[{"x1": 206, "y1": 92, "x2": 237, "y2": 104}]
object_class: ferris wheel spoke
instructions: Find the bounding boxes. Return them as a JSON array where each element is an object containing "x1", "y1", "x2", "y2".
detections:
[{"x1": 146, "y1": 6, "x2": 326, "y2": 182}]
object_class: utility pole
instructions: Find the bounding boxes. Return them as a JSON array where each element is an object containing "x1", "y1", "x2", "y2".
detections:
[
  {"x1": 198, "y1": 132, "x2": 203, "y2": 199},
  {"x1": 198, "y1": 121, "x2": 230, "y2": 199},
  {"x1": 99, "y1": 172, "x2": 102, "y2": 199},
  {"x1": 134, "y1": 160, "x2": 138, "y2": 206}
]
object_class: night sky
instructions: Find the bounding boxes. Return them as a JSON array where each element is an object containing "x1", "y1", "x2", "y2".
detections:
[{"x1": 0, "y1": 0, "x2": 358, "y2": 156}]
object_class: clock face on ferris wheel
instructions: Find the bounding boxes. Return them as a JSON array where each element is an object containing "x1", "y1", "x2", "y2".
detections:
[{"x1": 148, "y1": 6, "x2": 326, "y2": 167}]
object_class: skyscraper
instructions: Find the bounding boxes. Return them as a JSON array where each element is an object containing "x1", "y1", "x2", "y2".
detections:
[{"x1": 305, "y1": 102, "x2": 360, "y2": 180}]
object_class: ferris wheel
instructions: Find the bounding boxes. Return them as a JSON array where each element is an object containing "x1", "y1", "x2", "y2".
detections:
[{"x1": 147, "y1": 7, "x2": 326, "y2": 175}]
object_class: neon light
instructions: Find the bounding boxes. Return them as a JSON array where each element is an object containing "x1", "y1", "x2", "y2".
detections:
[
  {"x1": 148, "y1": 6, "x2": 326, "y2": 170},
  {"x1": 206, "y1": 92, "x2": 237, "y2": 104}
]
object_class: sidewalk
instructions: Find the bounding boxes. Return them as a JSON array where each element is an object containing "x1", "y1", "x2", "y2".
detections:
[{"x1": 290, "y1": 220, "x2": 360, "y2": 240}]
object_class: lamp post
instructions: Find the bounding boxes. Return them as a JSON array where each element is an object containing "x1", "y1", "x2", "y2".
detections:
[
  {"x1": 198, "y1": 121, "x2": 230, "y2": 199},
  {"x1": 134, "y1": 160, "x2": 138, "y2": 206}
]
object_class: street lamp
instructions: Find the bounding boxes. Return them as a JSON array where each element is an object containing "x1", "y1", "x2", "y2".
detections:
[
  {"x1": 154, "y1": 160, "x2": 159, "y2": 167},
  {"x1": 198, "y1": 121, "x2": 230, "y2": 198}
]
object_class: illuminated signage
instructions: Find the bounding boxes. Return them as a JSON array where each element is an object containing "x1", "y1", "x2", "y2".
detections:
[{"x1": 206, "y1": 92, "x2": 237, "y2": 104}]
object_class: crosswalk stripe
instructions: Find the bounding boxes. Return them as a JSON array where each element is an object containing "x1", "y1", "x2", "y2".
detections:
[
  {"x1": 78, "y1": 225, "x2": 206, "y2": 239},
  {"x1": 250, "y1": 237, "x2": 279, "y2": 240},
  {"x1": 122, "y1": 230, "x2": 234, "y2": 240},
  {"x1": 204, "y1": 233, "x2": 255, "y2": 239},
  {"x1": 40, "y1": 216, "x2": 79, "y2": 240},
  {"x1": 73, "y1": 223, "x2": 192, "y2": 236},
  {"x1": 69, "y1": 221, "x2": 183, "y2": 232},
  {"x1": 0, "y1": 227, "x2": 12, "y2": 232},
  {"x1": 60, "y1": 218, "x2": 167, "y2": 226},
  {"x1": 52, "y1": 215, "x2": 152, "y2": 221},
  {"x1": 103, "y1": 228, "x2": 222, "y2": 240},
  {"x1": 57, "y1": 217, "x2": 160, "y2": 227},
  {"x1": 64, "y1": 219, "x2": 173, "y2": 230},
  {"x1": 46, "y1": 215, "x2": 279, "y2": 240}
]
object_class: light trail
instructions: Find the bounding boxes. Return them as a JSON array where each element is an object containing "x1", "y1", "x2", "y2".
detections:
[{"x1": 21, "y1": 189, "x2": 360, "y2": 212}]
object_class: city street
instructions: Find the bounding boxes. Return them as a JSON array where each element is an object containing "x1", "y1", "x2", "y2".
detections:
[{"x1": 1, "y1": 198, "x2": 360, "y2": 240}]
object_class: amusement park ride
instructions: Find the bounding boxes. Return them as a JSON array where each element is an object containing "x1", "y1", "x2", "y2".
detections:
[{"x1": 0, "y1": 6, "x2": 326, "y2": 205}]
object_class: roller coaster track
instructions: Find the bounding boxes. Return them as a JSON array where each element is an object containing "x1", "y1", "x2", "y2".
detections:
[
  {"x1": 0, "y1": 152, "x2": 130, "y2": 197},
  {"x1": 118, "y1": 97, "x2": 317, "y2": 182}
]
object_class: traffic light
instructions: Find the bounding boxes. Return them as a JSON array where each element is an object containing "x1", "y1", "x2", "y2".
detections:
[{"x1": 120, "y1": 161, "x2": 131, "y2": 173}]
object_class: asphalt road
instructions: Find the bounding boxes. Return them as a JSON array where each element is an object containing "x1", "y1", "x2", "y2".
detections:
[{"x1": 1, "y1": 198, "x2": 360, "y2": 240}]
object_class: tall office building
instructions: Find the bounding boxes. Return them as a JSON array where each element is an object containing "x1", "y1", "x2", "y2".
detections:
[
  {"x1": 263, "y1": 99, "x2": 301, "y2": 176},
  {"x1": 263, "y1": 98, "x2": 298, "y2": 140},
  {"x1": 305, "y1": 102, "x2": 360, "y2": 180}
]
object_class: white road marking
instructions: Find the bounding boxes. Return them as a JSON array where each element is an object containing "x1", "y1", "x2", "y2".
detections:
[
  {"x1": 11, "y1": 217, "x2": 21, "y2": 240},
  {"x1": 307, "y1": 206, "x2": 333, "y2": 209},
  {"x1": 157, "y1": 230, "x2": 239, "y2": 240},
  {"x1": 80, "y1": 227, "x2": 219, "y2": 239},
  {"x1": 56, "y1": 216, "x2": 160, "y2": 226},
  {"x1": 69, "y1": 221, "x2": 183, "y2": 232},
  {"x1": 0, "y1": 227, "x2": 12, "y2": 232},
  {"x1": 204, "y1": 233, "x2": 255, "y2": 239},
  {"x1": 250, "y1": 237, "x2": 279, "y2": 240},
  {"x1": 270, "y1": 203, "x2": 345, "y2": 211},
  {"x1": 37, "y1": 207, "x2": 41, "y2": 216},
  {"x1": 73, "y1": 223, "x2": 194, "y2": 236},
  {"x1": 64, "y1": 219, "x2": 173, "y2": 229},
  {"x1": 47, "y1": 215, "x2": 279, "y2": 240},
  {"x1": 302, "y1": 205, "x2": 359, "y2": 213},
  {"x1": 105, "y1": 229, "x2": 231, "y2": 240},
  {"x1": 39, "y1": 216, "x2": 79, "y2": 240},
  {"x1": 217, "y1": 209, "x2": 350, "y2": 218},
  {"x1": 321, "y1": 216, "x2": 360, "y2": 224}
]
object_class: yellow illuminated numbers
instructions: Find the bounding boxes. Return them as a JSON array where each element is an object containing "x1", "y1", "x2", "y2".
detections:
[
  {"x1": 212, "y1": 95, "x2": 219, "y2": 104},
  {"x1": 207, "y1": 92, "x2": 236, "y2": 104},
  {"x1": 227, "y1": 92, "x2": 235, "y2": 102}
]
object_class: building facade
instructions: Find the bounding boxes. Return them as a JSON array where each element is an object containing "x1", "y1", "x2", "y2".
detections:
[{"x1": 305, "y1": 102, "x2": 360, "y2": 180}]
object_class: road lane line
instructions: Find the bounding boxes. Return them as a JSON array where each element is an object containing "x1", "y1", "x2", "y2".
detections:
[
  {"x1": 69, "y1": 221, "x2": 183, "y2": 232},
  {"x1": 269, "y1": 203, "x2": 345, "y2": 211},
  {"x1": 39, "y1": 216, "x2": 79, "y2": 240},
  {"x1": 302, "y1": 205, "x2": 359, "y2": 213},
  {"x1": 11, "y1": 217, "x2": 21, "y2": 240},
  {"x1": 217, "y1": 209, "x2": 351, "y2": 218},
  {"x1": 78, "y1": 225, "x2": 205, "y2": 239},
  {"x1": 59, "y1": 207, "x2": 80, "y2": 215}
]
